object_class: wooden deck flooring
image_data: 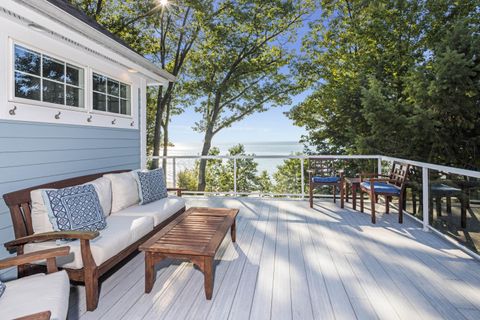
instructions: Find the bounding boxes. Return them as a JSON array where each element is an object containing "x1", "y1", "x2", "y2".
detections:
[{"x1": 69, "y1": 197, "x2": 480, "y2": 320}]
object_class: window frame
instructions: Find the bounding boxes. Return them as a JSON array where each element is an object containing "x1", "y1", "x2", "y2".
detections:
[
  {"x1": 9, "y1": 40, "x2": 88, "y2": 113},
  {"x1": 90, "y1": 69, "x2": 133, "y2": 118}
]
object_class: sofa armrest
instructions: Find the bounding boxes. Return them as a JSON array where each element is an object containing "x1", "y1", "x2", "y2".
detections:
[
  {"x1": 0, "y1": 247, "x2": 69, "y2": 273},
  {"x1": 167, "y1": 188, "x2": 186, "y2": 197},
  {"x1": 15, "y1": 311, "x2": 52, "y2": 320},
  {"x1": 4, "y1": 231, "x2": 99, "y2": 251}
]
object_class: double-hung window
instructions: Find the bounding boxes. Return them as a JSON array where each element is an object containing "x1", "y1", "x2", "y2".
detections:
[
  {"x1": 14, "y1": 44, "x2": 85, "y2": 108},
  {"x1": 92, "y1": 73, "x2": 131, "y2": 115}
]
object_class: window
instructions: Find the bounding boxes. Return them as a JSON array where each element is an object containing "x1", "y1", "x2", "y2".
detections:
[
  {"x1": 14, "y1": 44, "x2": 85, "y2": 108},
  {"x1": 92, "y1": 73, "x2": 131, "y2": 115}
]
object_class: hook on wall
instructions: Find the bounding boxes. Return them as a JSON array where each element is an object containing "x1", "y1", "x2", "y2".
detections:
[
  {"x1": 111, "y1": 119, "x2": 116, "y2": 125},
  {"x1": 54, "y1": 111, "x2": 61, "y2": 119},
  {"x1": 9, "y1": 106, "x2": 17, "y2": 116},
  {"x1": 87, "y1": 115, "x2": 93, "y2": 122}
]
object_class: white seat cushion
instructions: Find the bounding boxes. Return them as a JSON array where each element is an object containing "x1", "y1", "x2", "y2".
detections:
[
  {"x1": 103, "y1": 171, "x2": 140, "y2": 213},
  {"x1": 24, "y1": 215, "x2": 154, "y2": 269},
  {"x1": 113, "y1": 196, "x2": 186, "y2": 226},
  {"x1": 0, "y1": 270, "x2": 69, "y2": 320}
]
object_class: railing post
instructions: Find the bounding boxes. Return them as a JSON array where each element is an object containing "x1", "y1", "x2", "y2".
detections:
[
  {"x1": 377, "y1": 156, "x2": 383, "y2": 175},
  {"x1": 300, "y1": 157, "x2": 305, "y2": 199},
  {"x1": 172, "y1": 157, "x2": 176, "y2": 188},
  {"x1": 422, "y1": 167, "x2": 429, "y2": 231},
  {"x1": 233, "y1": 157, "x2": 237, "y2": 195}
]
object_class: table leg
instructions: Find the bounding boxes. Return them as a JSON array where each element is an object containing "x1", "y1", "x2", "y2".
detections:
[
  {"x1": 204, "y1": 256, "x2": 214, "y2": 300},
  {"x1": 352, "y1": 185, "x2": 357, "y2": 211},
  {"x1": 145, "y1": 253, "x2": 156, "y2": 294},
  {"x1": 231, "y1": 218, "x2": 236, "y2": 242},
  {"x1": 346, "y1": 183, "x2": 350, "y2": 203}
]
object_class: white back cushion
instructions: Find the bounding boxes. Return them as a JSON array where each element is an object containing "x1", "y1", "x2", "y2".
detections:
[
  {"x1": 84, "y1": 177, "x2": 112, "y2": 216},
  {"x1": 30, "y1": 189, "x2": 54, "y2": 234},
  {"x1": 103, "y1": 171, "x2": 139, "y2": 213}
]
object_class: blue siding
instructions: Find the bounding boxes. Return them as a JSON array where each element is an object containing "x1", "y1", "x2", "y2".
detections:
[{"x1": 0, "y1": 119, "x2": 140, "y2": 279}]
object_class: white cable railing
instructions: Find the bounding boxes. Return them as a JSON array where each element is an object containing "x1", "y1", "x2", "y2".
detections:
[{"x1": 150, "y1": 154, "x2": 480, "y2": 234}]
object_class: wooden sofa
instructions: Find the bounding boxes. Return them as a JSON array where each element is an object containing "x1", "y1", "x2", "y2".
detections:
[{"x1": 3, "y1": 170, "x2": 185, "y2": 311}]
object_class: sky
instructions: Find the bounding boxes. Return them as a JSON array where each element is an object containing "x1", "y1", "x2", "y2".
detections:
[
  {"x1": 169, "y1": 90, "x2": 311, "y2": 144},
  {"x1": 168, "y1": 7, "x2": 320, "y2": 146}
]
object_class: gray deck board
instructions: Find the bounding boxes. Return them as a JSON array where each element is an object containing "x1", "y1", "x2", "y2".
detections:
[{"x1": 69, "y1": 198, "x2": 480, "y2": 320}]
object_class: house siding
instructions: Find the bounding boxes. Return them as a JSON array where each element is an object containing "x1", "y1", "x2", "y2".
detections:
[{"x1": 0, "y1": 119, "x2": 140, "y2": 279}]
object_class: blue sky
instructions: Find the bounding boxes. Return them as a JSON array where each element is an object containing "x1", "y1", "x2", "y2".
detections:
[
  {"x1": 169, "y1": 7, "x2": 319, "y2": 146},
  {"x1": 169, "y1": 91, "x2": 310, "y2": 144}
]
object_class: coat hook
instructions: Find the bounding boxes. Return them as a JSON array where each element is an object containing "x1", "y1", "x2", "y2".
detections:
[
  {"x1": 9, "y1": 106, "x2": 17, "y2": 116},
  {"x1": 55, "y1": 111, "x2": 61, "y2": 119},
  {"x1": 87, "y1": 115, "x2": 93, "y2": 122},
  {"x1": 111, "y1": 119, "x2": 116, "y2": 125},
  {"x1": 130, "y1": 121, "x2": 134, "y2": 127}
]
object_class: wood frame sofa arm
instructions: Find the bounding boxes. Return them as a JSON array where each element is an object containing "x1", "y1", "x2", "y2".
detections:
[
  {"x1": 4, "y1": 231, "x2": 99, "y2": 251},
  {"x1": 15, "y1": 311, "x2": 52, "y2": 320},
  {"x1": 167, "y1": 188, "x2": 186, "y2": 197},
  {"x1": 0, "y1": 247, "x2": 70, "y2": 273}
]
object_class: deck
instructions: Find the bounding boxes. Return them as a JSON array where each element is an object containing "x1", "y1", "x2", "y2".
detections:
[{"x1": 69, "y1": 197, "x2": 480, "y2": 320}]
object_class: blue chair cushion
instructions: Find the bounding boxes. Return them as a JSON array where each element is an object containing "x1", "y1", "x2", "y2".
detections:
[
  {"x1": 361, "y1": 182, "x2": 401, "y2": 195},
  {"x1": 135, "y1": 169, "x2": 168, "y2": 205},
  {"x1": 0, "y1": 280, "x2": 5, "y2": 298},
  {"x1": 312, "y1": 176, "x2": 340, "y2": 183},
  {"x1": 42, "y1": 184, "x2": 107, "y2": 232}
]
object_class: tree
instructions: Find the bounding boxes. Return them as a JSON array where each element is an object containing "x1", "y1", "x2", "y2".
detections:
[
  {"x1": 257, "y1": 170, "x2": 273, "y2": 193},
  {"x1": 222, "y1": 144, "x2": 260, "y2": 193},
  {"x1": 70, "y1": 0, "x2": 212, "y2": 171},
  {"x1": 148, "y1": 1, "x2": 214, "y2": 170},
  {"x1": 273, "y1": 158, "x2": 303, "y2": 194},
  {"x1": 289, "y1": 0, "x2": 480, "y2": 168},
  {"x1": 184, "y1": 0, "x2": 311, "y2": 191}
]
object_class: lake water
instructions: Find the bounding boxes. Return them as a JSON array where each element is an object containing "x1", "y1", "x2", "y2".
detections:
[{"x1": 167, "y1": 140, "x2": 305, "y2": 156}]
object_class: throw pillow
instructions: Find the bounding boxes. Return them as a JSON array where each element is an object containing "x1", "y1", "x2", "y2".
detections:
[
  {"x1": 0, "y1": 280, "x2": 5, "y2": 298},
  {"x1": 42, "y1": 184, "x2": 107, "y2": 232},
  {"x1": 31, "y1": 189, "x2": 55, "y2": 234},
  {"x1": 103, "y1": 171, "x2": 140, "y2": 213},
  {"x1": 135, "y1": 169, "x2": 168, "y2": 205}
]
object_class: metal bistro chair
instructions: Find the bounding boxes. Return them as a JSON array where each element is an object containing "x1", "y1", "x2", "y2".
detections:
[
  {"x1": 360, "y1": 161, "x2": 410, "y2": 224},
  {"x1": 308, "y1": 158, "x2": 344, "y2": 208}
]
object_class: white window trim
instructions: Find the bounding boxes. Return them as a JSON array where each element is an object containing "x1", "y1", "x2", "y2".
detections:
[
  {"x1": 9, "y1": 38, "x2": 88, "y2": 113},
  {"x1": 90, "y1": 68, "x2": 133, "y2": 118}
]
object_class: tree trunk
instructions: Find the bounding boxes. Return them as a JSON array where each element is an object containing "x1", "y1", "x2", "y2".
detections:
[
  {"x1": 198, "y1": 127, "x2": 214, "y2": 191},
  {"x1": 198, "y1": 92, "x2": 222, "y2": 192},
  {"x1": 162, "y1": 122, "x2": 168, "y2": 174}
]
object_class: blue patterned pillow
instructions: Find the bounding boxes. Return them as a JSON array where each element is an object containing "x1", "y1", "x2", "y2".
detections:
[
  {"x1": 135, "y1": 169, "x2": 168, "y2": 205},
  {"x1": 42, "y1": 184, "x2": 107, "y2": 232},
  {"x1": 0, "y1": 280, "x2": 5, "y2": 298}
]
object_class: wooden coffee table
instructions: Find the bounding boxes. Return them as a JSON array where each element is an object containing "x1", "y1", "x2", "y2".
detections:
[{"x1": 139, "y1": 207, "x2": 239, "y2": 299}]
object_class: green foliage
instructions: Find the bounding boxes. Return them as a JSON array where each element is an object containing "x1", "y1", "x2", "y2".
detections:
[
  {"x1": 273, "y1": 158, "x2": 303, "y2": 194},
  {"x1": 257, "y1": 170, "x2": 273, "y2": 193},
  {"x1": 290, "y1": 0, "x2": 480, "y2": 169}
]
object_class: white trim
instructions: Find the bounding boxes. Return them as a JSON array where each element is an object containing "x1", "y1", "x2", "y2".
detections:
[
  {"x1": 0, "y1": 18, "x2": 141, "y2": 130},
  {"x1": 140, "y1": 81, "x2": 147, "y2": 169}
]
